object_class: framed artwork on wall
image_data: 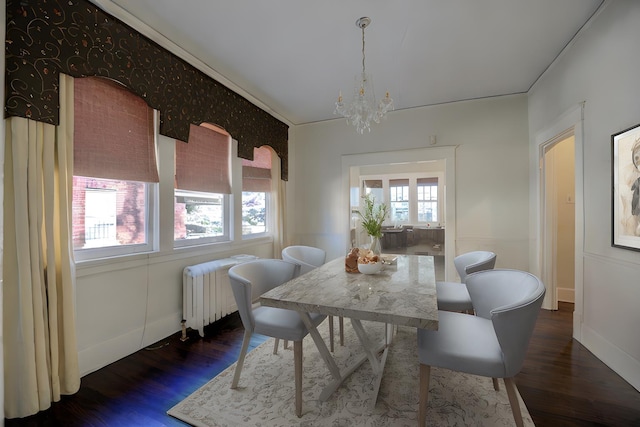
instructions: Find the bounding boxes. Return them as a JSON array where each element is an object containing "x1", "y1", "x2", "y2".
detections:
[{"x1": 612, "y1": 123, "x2": 640, "y2": 251}]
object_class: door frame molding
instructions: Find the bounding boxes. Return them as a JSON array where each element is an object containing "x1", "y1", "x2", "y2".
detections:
[{"x1": 533, "y1": 103, "x2": 585, "y2": 339}]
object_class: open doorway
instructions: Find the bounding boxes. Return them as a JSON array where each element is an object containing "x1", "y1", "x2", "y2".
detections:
[
  {"x1": 534, "y1": 102, "x2": 585, "y2": 339},
  {"x1": 341, "y1": 146, "x2": 457, "y2": 281},
  {"x1": 352, "y1": 163, "x2": 446, "y2": 280},
  {"x1": 542, "y1": 134, "x2": 576, "y2": 310}
]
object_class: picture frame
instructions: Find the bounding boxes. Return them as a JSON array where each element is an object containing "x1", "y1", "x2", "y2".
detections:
[{"x1": 611, "y1": 123, "x2": 640, "y2": 251}]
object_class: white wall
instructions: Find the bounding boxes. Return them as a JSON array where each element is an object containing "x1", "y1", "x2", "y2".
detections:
[
  {"x1": 528, "y1": 0, "x2": 640, "y2": 391},
  {"x1": 290, "y1": 94, "x2": 530, "y2": 272}
]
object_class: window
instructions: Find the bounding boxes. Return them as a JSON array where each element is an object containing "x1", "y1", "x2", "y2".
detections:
[
  {"x1": 174, "y1": 190, "x2": 225, "y2": 240},
  {"x1": 84, "y1": 187, "x2": 117, "y2": 245},
  {"x1": 174, "y1": 124, "x2": 231, "y2": 246},
  {"x1": 359, "y1": 175, "x2": 441, "y2": 225},
  {"x1": 363, "y1": 179, "x2": 384, "y2": 204},
  {"x1": 242, "y1": 146, "x2": 272, "y2": 236},
  {"x1": 72, "y1": 77, "x2": 158, "y2": 259},
  {"x1": 389, "y1": 179, "x2": 409, "y2": 222},
  {"x1": 417, "y1": 178, "x2": 438, "y2": 222}
]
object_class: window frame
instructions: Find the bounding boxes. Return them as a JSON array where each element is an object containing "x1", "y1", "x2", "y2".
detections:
[
  {"x1": 417, "y1": 179, "x2": 439, "y2": 223},
  {"x1": 240, "y1": 146, "x2": 273, "y2": 240},
  {"x1": 389, "y1": 179, "x2": 410, "y2": 223},
  {"x1": 241, "y1": 190, "x2": 271, "y2": 239},
  {"x1": 73, "y1": 76, "x2": 161, "y2": 262},
  {"x1": 73, "y1": 180, "x2": 157, "y2": 261}
]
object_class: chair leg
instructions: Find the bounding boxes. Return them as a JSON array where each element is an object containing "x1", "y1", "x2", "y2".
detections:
[
  {"x1": 418, "y1": 364, "x2": 431, "y2": 427},
  {"x1": 284, "y1": 340, "x2": 289, "y2": 350},
  {"x1": 329, "y1": 316, "x2": 335, "y2": 352},
  {"x1": 273, "y1": 338, "x2": 279, "y2": 355},
  {"x1": 492, "y1": 377, "x2": 500, "y2": 391},
  {"x1": 231, "y1": 330, "x2": 252, "y2": 389},
  {"x1": 294, "y1": 340, "x2": 303, "y2": 417},
  {"x1": 504, "y1": 377, "x2": 524, "y2": 427},
  {"x1": 339, "y1": 316, "x2": 345, "y2": 346}
]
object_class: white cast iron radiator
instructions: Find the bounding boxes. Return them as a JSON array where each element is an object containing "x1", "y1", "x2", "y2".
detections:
[{"x1": 183, "y1": 255, "x2": 257, "y2": 337}]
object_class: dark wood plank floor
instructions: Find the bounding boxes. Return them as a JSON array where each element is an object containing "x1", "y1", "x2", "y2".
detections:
[
  {"x1": 6, "y1": 302, "x2": 640, "y2": 426},
  {"x1": 518, "y1": 302, "x2": 640, "y2": 426}
]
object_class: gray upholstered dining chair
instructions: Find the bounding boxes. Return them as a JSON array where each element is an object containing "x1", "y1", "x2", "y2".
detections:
[
  {"x1": 282, "y1": 245, "x2": 344, "y2": 351},
  {"x1": 436, "y1": 250, "x2": 496, "y2": 313},
  {"x1": 417, "y1": 269, "x2": 545, "y2": 427},
  {"x1": 228, "y1": 259, "x2": 327, "y2": 417}
]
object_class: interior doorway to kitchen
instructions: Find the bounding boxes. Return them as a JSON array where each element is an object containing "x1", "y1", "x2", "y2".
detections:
[{"x1": 342, "y1": 146, "x2": 456, "y2": 281}]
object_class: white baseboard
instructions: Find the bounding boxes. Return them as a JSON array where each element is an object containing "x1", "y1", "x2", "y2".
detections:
[
  {"x1": 581, "y1": 323, "x2": 640, "y2": 393},
  {"x1": 557, "y1": 287, "x2": 575, "y2": 303},
  {"x1": 78, "y1": 311, "x2": 181, "y2": 377},
  {"x1": 141, "y1": 311, "x2": 183, "y2": 348},
  {"x1": 78, "y1": 327, "x2": 145, "y2": 376}
]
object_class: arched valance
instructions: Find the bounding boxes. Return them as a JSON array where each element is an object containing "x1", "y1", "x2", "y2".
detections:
[{"x1": 4, "y1": 0, "x2": 288, "y2": 180}]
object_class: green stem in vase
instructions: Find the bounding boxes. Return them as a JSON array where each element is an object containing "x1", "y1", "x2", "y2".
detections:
[{"x1": 354, "y1": 193, "x2": 389, "y2": 239}]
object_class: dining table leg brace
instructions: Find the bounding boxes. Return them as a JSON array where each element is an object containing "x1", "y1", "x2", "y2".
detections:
[
  {"x1": 350, "y1": 319, "x2": 394, "y2": 409},
  {"x1": 298, "y1": 311, "x2": 390, "y2": 406}
]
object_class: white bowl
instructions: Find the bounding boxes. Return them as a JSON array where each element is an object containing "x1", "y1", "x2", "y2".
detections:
[{"x1": 358, "y1": 261, "x2": 383, "y2": 275}]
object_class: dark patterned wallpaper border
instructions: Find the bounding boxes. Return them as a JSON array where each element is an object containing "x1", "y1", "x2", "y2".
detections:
[{"x1": 5, "y1": 0, "x2": 289, "y2": 179}]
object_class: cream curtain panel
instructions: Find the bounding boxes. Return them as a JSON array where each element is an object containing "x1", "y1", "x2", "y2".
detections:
[
  {"x1": 3, "y1": 74, "x2": 80, "y2": 418},
  {"x1": 271, "y1": 148, "x2": 288, "y2": 255}
]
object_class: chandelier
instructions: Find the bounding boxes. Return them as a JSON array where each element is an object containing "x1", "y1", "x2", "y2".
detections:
[{"x1": 334, "y1": 17, "x2": 394, "y2": 134}]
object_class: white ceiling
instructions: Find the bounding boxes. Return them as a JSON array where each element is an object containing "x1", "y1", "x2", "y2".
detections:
[{"x1": 97, "y1": 0, "x2": 603, "y2": 126}]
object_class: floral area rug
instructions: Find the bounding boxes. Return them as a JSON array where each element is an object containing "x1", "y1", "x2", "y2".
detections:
[{"x1": 168, "y1": 321, "x2": 534, "y2": 426}]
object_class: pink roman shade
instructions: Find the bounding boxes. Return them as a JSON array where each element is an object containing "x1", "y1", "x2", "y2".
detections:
[
  {"x1": 242, "y1": 146, "x2": 272, "y2": 192},
  {"x1": 175, "y1": 123, "x2": 231, "y2": 194},
  {"x1": 74, "y1": 76, "x2": 159, "y2": 183}
]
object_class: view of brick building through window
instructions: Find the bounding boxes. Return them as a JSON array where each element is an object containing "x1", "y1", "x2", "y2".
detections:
[{"x1": 72, "y1": 177, "x2": 147, "y2": 249}]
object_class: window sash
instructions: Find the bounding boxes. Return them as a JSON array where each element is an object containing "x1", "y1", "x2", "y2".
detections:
[
  {"x1": 174, "y1": 190, "x2": 230, "y2": 246},
  {"x1": 390, "y1": 179, "x2": 409, "y2": 202},
  {"x1": 242, "y1": 192, "x2": 269, "y2": 236},
  {"x1": 73, "y1": 180, "x2": 156, "y2": 260}
]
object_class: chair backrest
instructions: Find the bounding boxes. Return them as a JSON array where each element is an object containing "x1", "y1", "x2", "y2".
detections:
[
  {"x1": 453, "y1": 250, "x2": 497, "y2": 282},
  {"x1": 466, "y1": 269, "x2": 545, "y2": 377},
  {"x1": 281, "y1": 245, "x2": 326, "y2": 276},
  {"x1": 228, "y1": 259, "x2": 299, "y2": 332}
]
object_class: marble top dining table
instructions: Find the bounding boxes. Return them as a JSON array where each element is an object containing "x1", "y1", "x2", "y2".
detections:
[
  {"x1": 260, "y1": 254, "x2": 439, "y2": 330},
  {"x1": 260, "y1": 253, "x2": 439, "y2": 408}
]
